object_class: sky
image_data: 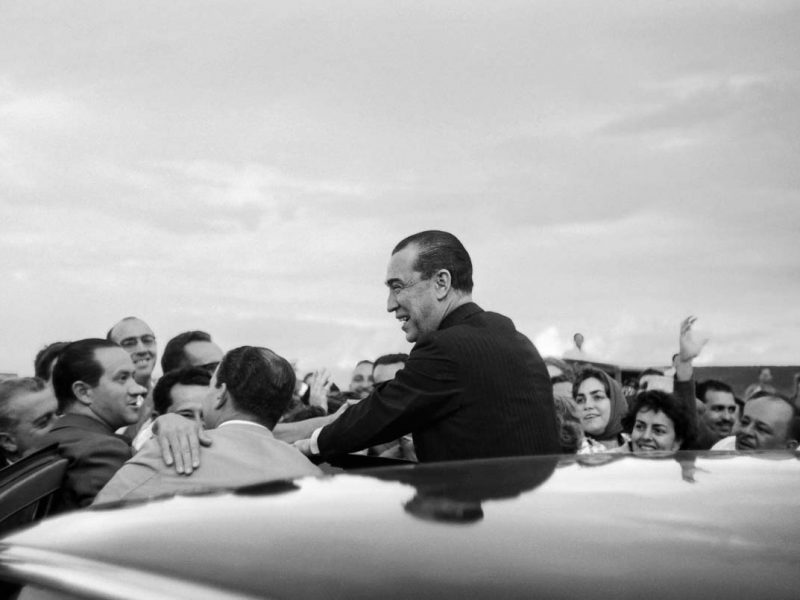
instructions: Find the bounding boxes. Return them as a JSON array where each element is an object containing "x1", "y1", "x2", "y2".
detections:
[{"x1": 1, "y1": 1, "x2": 799, "y2": 384}]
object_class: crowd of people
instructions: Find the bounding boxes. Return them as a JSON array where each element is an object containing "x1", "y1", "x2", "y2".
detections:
[{"x1": 1, "y1": 230, "x2": 798, "y2": 513}]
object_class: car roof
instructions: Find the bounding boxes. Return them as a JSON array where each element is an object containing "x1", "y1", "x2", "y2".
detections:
[{"x1": 2, "y1": 451, "x2": 799, "y2": 599}]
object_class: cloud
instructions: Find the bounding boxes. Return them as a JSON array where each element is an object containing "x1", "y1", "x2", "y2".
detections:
[{"x1": 601, "y1": 72, "x2": 800, "y2": 142}]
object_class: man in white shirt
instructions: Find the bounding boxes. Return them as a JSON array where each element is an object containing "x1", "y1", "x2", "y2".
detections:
[
  {"x1": 563, "y1": 333, "x2": 588, "y2": 360},
  {"x1": 95, "y1": 346, "x2": 321, "y2": 504}
]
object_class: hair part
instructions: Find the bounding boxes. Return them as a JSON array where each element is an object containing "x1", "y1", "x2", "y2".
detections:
[
  {"x1": 392, "y1": 230, "x2": 473, "y2": 293},
  {"x1": 215, "y1": 346, "x2": 296, "y2": 429}
]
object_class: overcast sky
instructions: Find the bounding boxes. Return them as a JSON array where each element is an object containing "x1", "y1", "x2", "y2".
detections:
[{"x1": 1, "y1": 1, "x2": 798, "y2": 383}]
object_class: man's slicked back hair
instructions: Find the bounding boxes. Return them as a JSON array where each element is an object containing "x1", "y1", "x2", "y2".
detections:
[
  {"x1": 392, "y1": 230, "x2": 473, "y2": 293},
  {"x1": 0, "y1": 377, "x2": 47, "y2": 429},
  {"x1": 33, "y1": 341, "x2": 71, "y2": 380},
  {"x1": 153, "y1": 367, "x2": 212, "y2": 416},
  {"x1": 161, "y1": 331, "x2": 213, "y2": 373},
  {"x1": 696, "y1": 379, "x2": 734, "y2": 403},
  {"x1": 215, "y1": 346, "x2": 296, "y2": 429},
  {"x1": 52, "y1": 338, "x2": 119, "y2": 412}
]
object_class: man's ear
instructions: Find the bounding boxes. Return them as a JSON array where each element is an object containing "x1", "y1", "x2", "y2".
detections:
[
  {"x1": 433, "y1": 269, "x2": 452, "y2": 299},
  {"x1": 215, "y1": 383, "x2": 228, "y2": 410},
  {"x1": 786, "y1": 439, "x2": 798, "y2": 450},
  {"x1": 71, "y1": 381, "x2": 92, "y2": 406},
  {"x1": 0, "y1": 431, "x2": 18, "y2": 455}
]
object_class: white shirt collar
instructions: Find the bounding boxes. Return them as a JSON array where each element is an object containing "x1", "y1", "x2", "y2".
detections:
[{"x1": 217, "y1": 420, "x2": 271, "y2": 433}]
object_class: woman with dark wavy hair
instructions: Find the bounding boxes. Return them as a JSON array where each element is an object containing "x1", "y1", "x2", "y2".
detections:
[{"x1": 622, "y1": 390, "x2": 696, "y2": 453}]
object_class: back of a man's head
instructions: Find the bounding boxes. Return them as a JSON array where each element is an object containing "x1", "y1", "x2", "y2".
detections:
[
  {"x1": 392, "y1": 230, "x2": 473, "y2": 293},
  {"x1": 215, "y1": 346, "x2": 295, "y2": 430},
  {"x1": 161, "y1": 331, "x2": 212, "y2": 373},
  {"x1": 52, "y1": 339, "x2": 118, "y2": 412}
]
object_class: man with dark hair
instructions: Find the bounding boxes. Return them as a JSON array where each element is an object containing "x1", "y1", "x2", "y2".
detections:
[
  {"x1": 152, "y1": 367, "x2": 211, "y2": 420},
  {"x1": 43, "y1": 338, "x2": 146, "y2": 510},
  {"x1": 33, "y1": 341, "x2": 71, "y2": 382},
  {"x1": 160, "y1": 331, "x2": 223, "y2": 374},
  {"x1": 372, "y1": 353, "x2": 409, "y2": 386},
  {"x1": 0, "y1": 377, "x2": 58, "y2": 466},
  {"x1": 95, "y1": 346, "x2": 321, "y2": 503},
  {"x1": 126, "y1": 367, "x2": 213, "y2": 450},
  {"x1": 696, "y1": 379, "x2": 738, "y2": 442},
  {"x1": 296, "y1": 230, "x2": 560, "y2": 462}
]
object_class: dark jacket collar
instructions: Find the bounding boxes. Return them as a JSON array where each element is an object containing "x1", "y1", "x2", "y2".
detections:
[
  {"x1": 438, "y1": 302, "x2": 483, "y2": 331},
  {"x1": 50, "y1": 413, "x2": 118, "y2": 436}
]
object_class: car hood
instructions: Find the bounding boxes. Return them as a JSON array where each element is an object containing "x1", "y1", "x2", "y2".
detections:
[{"x1": 2, "y1": 451, "x2": 799, "y2": 599}]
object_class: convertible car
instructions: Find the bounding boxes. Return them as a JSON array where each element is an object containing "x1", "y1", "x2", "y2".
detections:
[{"x1": 0, "y1": 450, "x2": 798, "y2": 599}]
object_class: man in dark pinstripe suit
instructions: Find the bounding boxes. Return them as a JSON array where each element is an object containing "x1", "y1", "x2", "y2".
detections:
[{"x1": 297, "y1": 230, "x2": 560, "y2": 462}]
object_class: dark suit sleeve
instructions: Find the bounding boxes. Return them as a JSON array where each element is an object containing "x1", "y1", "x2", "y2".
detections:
[
  {"x1": 317, "y1": 336, "x2": 462, "y2": 457},
  {"x1": 63, "y1": 437, "x2": 133, "y2": 508},
  {"x1": 674, "y1": 379, "x2": 716, "y2": 450}
]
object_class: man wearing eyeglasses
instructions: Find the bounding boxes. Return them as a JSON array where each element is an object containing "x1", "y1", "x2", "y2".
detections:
[
  {"x1": 108, "y1": 316, "x2": 159, "y2": 442},
  {"x1": 107, "y1": 316, "x2": 158, "y2": 391}
]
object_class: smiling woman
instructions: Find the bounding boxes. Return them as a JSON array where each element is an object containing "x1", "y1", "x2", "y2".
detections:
[
  {"x1": 622, "y1": 390, "x2": 696, "y2": 454},
  {"x1": 573, "y1": 367, "x2": 628, "y2": 450}
]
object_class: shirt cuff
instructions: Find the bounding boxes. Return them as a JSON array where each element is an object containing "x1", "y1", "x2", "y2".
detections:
[{"x1": 309, "y1": 427, "x2": 323, "y2": 455}]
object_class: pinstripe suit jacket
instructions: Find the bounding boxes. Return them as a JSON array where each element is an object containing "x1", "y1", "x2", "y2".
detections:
[{"x1": 318, "y1": 303, "x2": 560, "y2": 462}]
